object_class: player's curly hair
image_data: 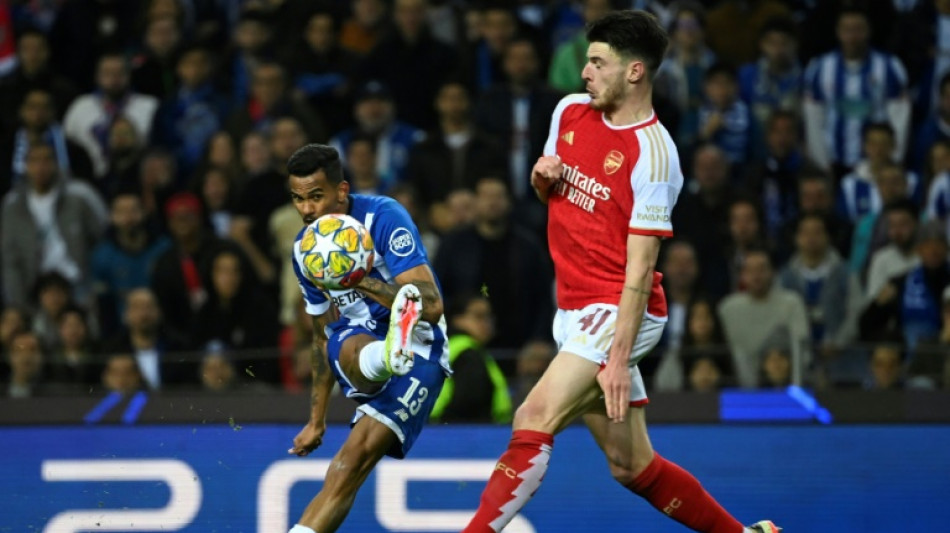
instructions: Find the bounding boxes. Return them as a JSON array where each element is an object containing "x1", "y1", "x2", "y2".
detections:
[
  {"x1": 586, "y1": 9, "x2": 669, "y2": 80},
  {"x1": 286, "y1": 143, "x2": 344, "y2": 185}
]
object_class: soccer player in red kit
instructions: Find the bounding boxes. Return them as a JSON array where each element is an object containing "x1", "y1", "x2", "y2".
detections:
[{"x1": 461, "y1": 10, "x2": 780, "y2": 533}]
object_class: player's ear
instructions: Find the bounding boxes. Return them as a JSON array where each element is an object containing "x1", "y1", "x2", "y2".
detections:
[
  {"x1": 337, "y1": 178, "x2": 350, "y2": 201},
  {"x1": 626, "y1": 58, "x2": 646, "y2": 84}
]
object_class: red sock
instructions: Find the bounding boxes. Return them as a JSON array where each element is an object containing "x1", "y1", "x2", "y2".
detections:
[
  {"x1": 625, "y1": 453, "x2": 743, "y2": 533},
  {"x1": 462, "y1": 430, "x2": 553, "y2": 533}
]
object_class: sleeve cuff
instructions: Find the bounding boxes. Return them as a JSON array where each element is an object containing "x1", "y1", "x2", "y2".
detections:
[
  {"x1": 305, "y1": 299, "x2": 331, "y2": 316},
  {"x1": 628, "y1": 227, "x2": 674, "y2": 238}
]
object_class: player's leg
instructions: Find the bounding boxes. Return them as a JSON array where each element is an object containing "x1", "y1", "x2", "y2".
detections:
[
  {"x1": 461, "y1": 349, "x2": 603, "y2": 533},
  {"x1": 335, "y1": 284, "x2": 423, "y2": 392},
  {"x1": 289, "y1": 416, "x2": 397, "y2": 533}
]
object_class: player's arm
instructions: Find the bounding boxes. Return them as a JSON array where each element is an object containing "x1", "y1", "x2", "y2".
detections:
[
  {"x1": 357, "y1": 264, "x2": 444, "y2": 323},
  {"x1": 289, "y1": 309, "x2": 335, "y2": 456},
  {"x1": 531, "y1": 156, "x2": 563, "y2": 204},
  {"x1": 599, "y1": 233, "x2": 661, "y2": 423}
]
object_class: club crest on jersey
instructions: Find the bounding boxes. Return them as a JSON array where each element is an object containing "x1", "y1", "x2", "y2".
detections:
[{"x1": 604, "y1": 150, "x2": 624, "y2": 175}]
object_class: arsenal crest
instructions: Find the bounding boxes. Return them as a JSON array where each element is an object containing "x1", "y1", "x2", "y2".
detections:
[{"x1": 603, "y1": 150, "x2": 624, "y2": 175}]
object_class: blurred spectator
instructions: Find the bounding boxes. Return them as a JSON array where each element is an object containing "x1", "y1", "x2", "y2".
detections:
[
  {"x1": 0, "y1": 88, "x2": 94, "y2": 191},
  {"x1": 779, "y1": 214, "x2": 860, "y2": 354},
  {"x1": 655, "y1": 297, "x2": 733, "y2": 392},
  {"x1": 136, "y1": 148, "x2": 178, "y2": 228},
  {"x1": 49, "y1": 305, "x2": 100, "y2": 387},
  {"x1": 864, "y1": 200, "x2": 920, "y2": 302},
  {"x1": 100, "y1": 353, "x2": 145, "y2": 395},
  {"x1": 475, "y1": 36, "x2": 561, "y2": 233},
  {"x1": 658, "y1": 240, "x2": 702, "y2": 352},
  {"x1": 240, "y1": 130, "x2": 273, "y2": 181},
  {"x1": 698, "y1": 63, "x2": 756, "y2": 171},
  {"x1": 359, "y1": 0, "x2": 459, "y2": 130},
  {"x1": 339, "y1": 0, "x2": 389, "y2": 56},
  {"x1": 796, "y1": 1, "x2": 897, "y2": 66},
  {"x1": 0, "y1": 306, "x2": 30, "y2": 361},
  {"x1": 285, "y1": 11, "x2": 357, "y2": 135},
  {"x1": 462, "y1": 4, "x2": 520, "y2": 92},
  {"x1": 779, "y1": 172, "x2": 852, "y2": 259},
  {"x1": 803, "y1": 8, "x2": 910, "y2": 177},
  {"x1": 221, "y1": 10, "x2": 274, "y2": 110},
  {"x1": 848, "y1": 163, "x2": 913, "y2": 281},
  {"x1": 671, "y1": 144, "x2": 735, "y2": 300},
  {"x1": 200, "y1": 350, "x2": 240, "y2": 392},
  {"x1": 512, "y1": 340, "x2": 555, "y2": 405},
  {"x1": 195, "y1": 131, "x2": 242, "y2": 188},
  {"x1": 194, "y1": 166, "x2": 237, "y2": 238},
  {"x1": 330, "y1": 81, "x2": 424, "y2": 190},
  {"x1": 892, "y1": 0, "x2": 950, "y2": 121},
  {"x1": 387, "y1": 182, "x2": 441, "y2": 259},
  {"x1": 1, "y1": 143, "x2": 106, "y2": 307},
  {"x1": 860, "y1": 220, "x2": 950, "y2": 351},
  {"x1": 151, "y1": 45, "x2": 229, "y2": 181},
  {"x1": 865, "y1": 343, "x2": 904, "y2": 390},
  {"x1": 738, "y1": 17, "x2": 800, "y2": 128},
  {"x1": 64, "y1": 53, "x2": 159, "y2": 179},
  {"x1": 192, "y1": 249, "x2": 279, "y2": 382},
  {"x1": 911, "y1": 72, "x2": 950, "y2": 173},
  {"x1": 759, "y1": 345, "x2": 792, "y2": 388},
  {"x1": 344, "y1": 134, "x2": 383, "y2": 195},
  {"x1": 30, "y1": 272, "x2": 73, "y2": 350},
  {"x1": 718, "y1": 249, "x2": 811, "y2": 387},
  {"x1": 131, "y1": 15, "x2": 183, "y2": 101},
  {"x1": 925, "y1": 140, "x2": 950, "y2": 238},
  {"x1": 103, "y1": 287, "x2": 191, "y2": 390},
  {"x1": 431, "y1": 293, "x2": 512, "y2": 424},
  {"x1": 654, "y1": 2, "x2": 715, "y2": 147},
  {"x1": 91, "y1": 192, "x2": 171, "y2": 337},
  {"x1": 408, "y1": 81, "x2": 507, "y2": 209},
  {"x1": 837, "y1": 123, "x2": 920, "y2": 224},
  {"x1": 231, "y1": 116, "x2": 306, "y2": 285},
  {"x1": 433, "y1": 176, "x2": 552, "y2": 366},
  {"x1": 4, "y1": 331, "x2": 46, "y2": 398},
  {"x1": 725, "y1": 198, "x2": 769, "y2": 290},
  {"x1": 270, "y1": 201, "x2": 308, "y2": 328},
  {"x1": 705, "y1": 0, "x2": 790, "y2": 66},
  {"x1": 744, "y1": 110, "x2": 817, "y2": 247},
  {"x1": 0, "y1": 29, "x2": 78, "y2": 133},
  {"x1": 151, "y1": 192, "x2": 241, "y2": 344},
  {"x1": 49, "y1": 0, "x2": 141, "y2": 89},
  {"x1": 99, "y1": 117, "x2": 146, "y2": 200},
  {"x1": 908, "y1": 286, "x2": 950, "y2": 388},
  {"x1": 225, "y1": 62, "x2": 325, "y2": 144},
  {"x1": 549, "y1": 0, "x2": 614, "y2": 94}
]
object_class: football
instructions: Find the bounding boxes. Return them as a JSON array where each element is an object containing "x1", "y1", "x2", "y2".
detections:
[{"x1": 299, "y1": 213, "x2": 375, "y2": 289}]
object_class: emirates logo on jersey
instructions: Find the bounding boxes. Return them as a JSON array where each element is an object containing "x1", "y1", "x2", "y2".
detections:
[{"x1": 604, "y1": 150, "x2": 624, "y2": 175}]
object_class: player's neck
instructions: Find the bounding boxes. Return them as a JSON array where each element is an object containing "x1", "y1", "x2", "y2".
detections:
[{"x1": 603, "y1": 90, "x2": 653, "y2": 127}]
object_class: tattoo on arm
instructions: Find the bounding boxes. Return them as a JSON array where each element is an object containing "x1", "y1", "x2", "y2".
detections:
[
  {"x1": 624, "y1": 285, "x2": 652, "y2": 296},
  {"x1": 309, "y1": 316, "x2": 333, "y2": 413}
]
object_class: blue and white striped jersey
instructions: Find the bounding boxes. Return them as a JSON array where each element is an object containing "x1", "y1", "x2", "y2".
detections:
[
  {"x1": 837, "y1": 162, "x2": 920, "y2": 222},
  {"x1": 925, "y1": 171, "x2": 950, "y2": 235},
  {"x1": 804, "y1": 49, "x2": 908, "y2": 167},
  {"x1": 291, "y1": 194, "x2": 444, "y2": 347}
]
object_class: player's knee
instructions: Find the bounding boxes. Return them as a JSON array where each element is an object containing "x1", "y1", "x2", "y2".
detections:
[
  {"x1": 512, "y1": 398, "x2": 555, "y2": 432},
  {"x1": 604, "y1": 445, "x2": 653, "y2": 485}
]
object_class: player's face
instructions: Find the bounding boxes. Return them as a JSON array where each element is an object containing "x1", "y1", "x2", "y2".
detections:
[
  {"x1": 289, "y1": 171, "x2": 348, "y2": 225},
  {"x1": 582, "y1": 42, "x2": 629, "y2": 112}
]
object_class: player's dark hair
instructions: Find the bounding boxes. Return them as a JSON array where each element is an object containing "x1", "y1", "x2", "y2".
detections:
[
  {"x1": 586, "y1": 9, "x2": 669, "y2": 80},
  {"x1": 287, "y1": 144, "x2": 344, "y2": 185}
]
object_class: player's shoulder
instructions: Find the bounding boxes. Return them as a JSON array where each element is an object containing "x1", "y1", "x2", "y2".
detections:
[
  {"x1": 554, "y1": 93, "x2": 593, "y2": 120},
  {"x1": 352, "y1": 193, "x2": 403, "y2": 217}
]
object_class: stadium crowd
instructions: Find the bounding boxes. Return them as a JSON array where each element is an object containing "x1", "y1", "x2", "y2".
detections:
[{"x1": 1, "y1": 0, "x2": 949, "y2": 416}]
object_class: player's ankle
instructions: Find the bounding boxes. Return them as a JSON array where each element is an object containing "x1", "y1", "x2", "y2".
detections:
[{"x1": 358, "y1": 341, "x2": 391, "y2": 382}]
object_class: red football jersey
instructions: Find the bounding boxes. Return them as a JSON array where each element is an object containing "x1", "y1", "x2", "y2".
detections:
[{"x1": 543, "y1": 94, "x2": 684, "y2": 319}]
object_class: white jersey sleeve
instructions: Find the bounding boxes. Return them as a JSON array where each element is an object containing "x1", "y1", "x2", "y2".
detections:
[
  {"x1": 543, "y1": 93, "x2": 593, "y2": 157},
  {"x1": 628, "y1": 122, "x2": 683, "y2": 237}
]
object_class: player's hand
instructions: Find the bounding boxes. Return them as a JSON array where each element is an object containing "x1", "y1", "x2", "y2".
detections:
[
  {"x1": 531, "y1": 155, "x2": 563, "y2": 201},
  {"x1": 288, "y1": 421, "x2": 327, "y2": 457},
  {"x1": 597, "y1": 362, "x2": 631, "y2": 423}
]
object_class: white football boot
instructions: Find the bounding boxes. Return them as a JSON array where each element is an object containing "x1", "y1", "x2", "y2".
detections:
[{"x1": 383, "y1": 284, "x2": 422, "y2": 376}]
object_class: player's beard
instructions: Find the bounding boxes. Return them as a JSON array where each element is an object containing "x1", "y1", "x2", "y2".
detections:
[{"x1": 589, "y1": 74, "x2": 625, "y2": 113}]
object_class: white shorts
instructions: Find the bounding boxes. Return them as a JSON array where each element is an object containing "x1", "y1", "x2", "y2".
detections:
[{"x1": 552, "y1": 303, "x2": 666, "y2": 406}]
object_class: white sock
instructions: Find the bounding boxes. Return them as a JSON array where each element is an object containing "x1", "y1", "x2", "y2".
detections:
[
  {"x1": 288, "y1": 525, "x2": 316, "y2": 533},
  {"x1": 358, "y1": 340, "x2": 391, "y2": 382}
]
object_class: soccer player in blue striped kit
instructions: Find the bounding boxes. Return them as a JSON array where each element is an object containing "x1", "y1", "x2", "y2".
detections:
[{"x1": 283, "y1": 143, "x2": 450, "y2": 533}]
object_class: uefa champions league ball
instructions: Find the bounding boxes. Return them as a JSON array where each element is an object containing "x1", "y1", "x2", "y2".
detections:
[{"x1": 299, "y1": 213, "x2": 375, "y2": 289}]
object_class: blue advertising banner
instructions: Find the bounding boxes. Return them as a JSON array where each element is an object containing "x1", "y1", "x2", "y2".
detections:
[{"x1": 2, "y1": 424, "x2": 949, "y2": 532}]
